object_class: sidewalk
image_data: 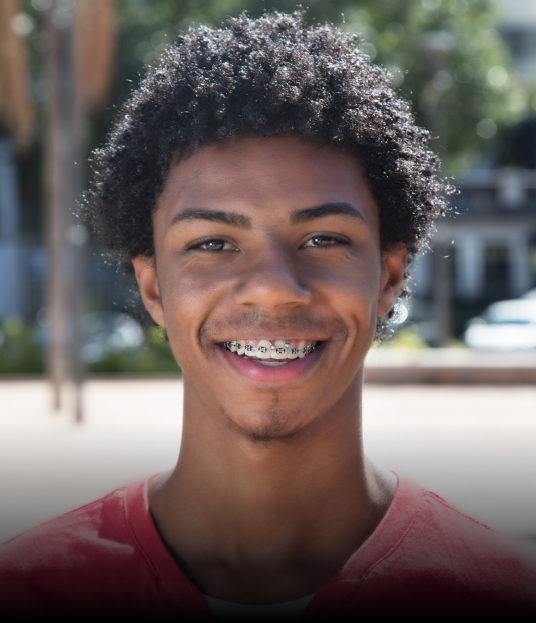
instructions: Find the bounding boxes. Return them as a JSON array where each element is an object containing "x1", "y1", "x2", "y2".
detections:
[{"x1": 1, "y1": 379, "x2": 535, "y2": 565}]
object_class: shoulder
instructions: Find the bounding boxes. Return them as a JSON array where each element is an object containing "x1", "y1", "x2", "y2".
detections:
[
  {"x1": 327, "y1": 476, "x2": 536, "y2": 614},
  {"x1": 410, "y1": 487, "x2": 535, "y2": 576},
  {"x1": 0, "y1": 478, "x2": 162, "y2": 613},
  {"x1": 380, "y1": 485, "x2": 536, "y2": 611},
  {"x1": 0, "y1": 484, "x2": 133, "y2": 569}
]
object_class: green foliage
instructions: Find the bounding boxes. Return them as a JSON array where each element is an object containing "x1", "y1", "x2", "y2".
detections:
[
  {"x1": 88, "y1": 326, "x2": 180, "y2": 374},
  {"x1": 0, "y1": 317, "x2": 44, "y2": 373},
  {"x1": 333, "y1": 0, "x2": 534, "y2": 174},
  {"x1": 0, "y1": 318, "x2": 180, "y2": 376},
  {"x1": 389, "y1": 323, "x2": 430, "y2": 349}
]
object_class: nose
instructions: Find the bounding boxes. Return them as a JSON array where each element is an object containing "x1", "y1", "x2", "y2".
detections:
[{"x1": 233, "y1": 243, "x2": 312, "y2": 309}]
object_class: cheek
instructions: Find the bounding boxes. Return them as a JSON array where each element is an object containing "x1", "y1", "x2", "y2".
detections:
[
  {"x1": 313, "y1": 255, "x2": 382, "y2": 312},
  {"x1": 158, "y1": 264, "x2": 231, "y2": 349}
]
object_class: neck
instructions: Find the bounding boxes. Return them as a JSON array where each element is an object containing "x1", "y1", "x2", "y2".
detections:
[{"x1": 148, "y1": 373, "x2": 396, "y2": 603}]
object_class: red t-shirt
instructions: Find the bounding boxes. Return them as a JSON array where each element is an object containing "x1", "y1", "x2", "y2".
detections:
[{"x1": 1, "y1": 475, "x2": 535, "y2": 616}]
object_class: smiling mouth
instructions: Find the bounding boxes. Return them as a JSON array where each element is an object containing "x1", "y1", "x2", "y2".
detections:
[{"x1": 223, "y1": 339, "x2": 320, "y2": 366}]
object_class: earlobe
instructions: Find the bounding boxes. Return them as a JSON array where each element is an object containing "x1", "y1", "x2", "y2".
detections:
[
  {"x1": 377, "y1": 245, "x2": 408, "y2": 318},
  {"x1": 131, "y1": 256, "x2": 166, "y2": 327}
]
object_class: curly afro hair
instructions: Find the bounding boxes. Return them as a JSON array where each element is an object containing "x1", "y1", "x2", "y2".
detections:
[{"x1": 80, "y1": 11, "x2": 451, "y2": 340}]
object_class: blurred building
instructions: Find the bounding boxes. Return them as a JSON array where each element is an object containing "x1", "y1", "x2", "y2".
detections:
[
  {"x1": 415, "y1": 167, "x2": 536, "y2": 302},
  {"x1": 413, "y1": 0, "x2": 536, "y2": 339}
]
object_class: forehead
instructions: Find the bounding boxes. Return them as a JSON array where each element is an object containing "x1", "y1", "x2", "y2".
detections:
[{"x1": 156, "y1": 134, "x2": 378, "y2": 227}]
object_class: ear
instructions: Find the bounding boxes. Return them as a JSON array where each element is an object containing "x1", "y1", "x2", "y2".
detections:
[
  {"x1": 131, "y1": 256, "x2": 166, "y2": 327},
  {"x1": 377, "y1": 245, "x2": 408, "y2": 318}
]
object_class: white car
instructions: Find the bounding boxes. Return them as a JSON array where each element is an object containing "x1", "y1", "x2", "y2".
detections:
[
  {"x1": 463, "y1": 299, "x2": 536, "y2": 350},
  {"x1": 521, "y1": 288, "x2": 536, "y2": 300}
]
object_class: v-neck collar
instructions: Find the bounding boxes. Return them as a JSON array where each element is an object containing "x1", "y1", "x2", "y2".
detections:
[{"x1": 125, "y1": 472, "x2": 424, "y2": 617}]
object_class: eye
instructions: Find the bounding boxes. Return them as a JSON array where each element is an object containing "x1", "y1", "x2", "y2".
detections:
[
  {"x1": 201, "y1": 239, "x2": 226, "y2": 251},
  {"x1": 303, "y1": 235, "x2": 347, "y2": 248},
  {"x1": 190, "y1": 238, "x2": 237, "y2": 252}
]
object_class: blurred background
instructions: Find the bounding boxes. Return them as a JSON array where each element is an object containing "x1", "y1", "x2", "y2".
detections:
[{"x1": 1, "y1": 0, "x2": 536, "y2": 560}]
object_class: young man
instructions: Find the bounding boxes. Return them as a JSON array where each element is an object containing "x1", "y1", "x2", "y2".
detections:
[{"x1": 1, "y1": 12, "x2": 535, "y2": 617}]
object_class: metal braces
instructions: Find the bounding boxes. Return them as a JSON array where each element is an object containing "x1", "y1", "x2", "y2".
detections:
[{"x1": 223, "y1": 341, "x2": 317, "y2": 354}]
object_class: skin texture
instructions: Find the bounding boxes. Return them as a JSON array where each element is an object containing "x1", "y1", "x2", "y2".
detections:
[{"x1": 132, "y1": 134, "x2": 407, "y2": 604}]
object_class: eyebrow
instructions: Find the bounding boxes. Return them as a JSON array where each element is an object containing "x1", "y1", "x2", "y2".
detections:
[
  {"x1": 170, "y1": 208, "x2": 251, "y2": 229},
  {"x1": 169, "y1": 202, "x2": 364, "y2": 229},
  {"x1": 291, "y1": 202, "x2": 365, "y2": 225}
]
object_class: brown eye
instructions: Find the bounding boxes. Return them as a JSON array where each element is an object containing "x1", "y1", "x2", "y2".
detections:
[
  {"x1": 188, "y1": 238, "x2": 239, "y2": 252},
  {"x1": 304, "y1": 235, "x2": 340, "y2": 247},
  {"x1": 201, "y1": 239, "x2": 226, "y2": 251}
]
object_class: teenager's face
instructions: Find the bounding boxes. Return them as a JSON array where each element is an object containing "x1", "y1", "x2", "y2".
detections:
[{"x1": 133, "y1": 135, "x2": 406, "y2": 440}]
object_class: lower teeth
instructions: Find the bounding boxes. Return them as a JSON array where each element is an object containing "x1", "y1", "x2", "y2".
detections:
[
  {"x1": 256, "y1": 360, "x2": 288, "y2": 367},
  {"x1": 238, "y1": 355, "x2": 289, "y2": 366}
]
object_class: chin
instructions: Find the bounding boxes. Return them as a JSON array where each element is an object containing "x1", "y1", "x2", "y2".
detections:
[{"x1": 223, "y1": 404, "x2": 310, "y2": 443}]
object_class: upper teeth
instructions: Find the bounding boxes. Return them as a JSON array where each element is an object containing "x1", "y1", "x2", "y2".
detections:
[{"x1": 224, "y1": 340, "x2": 317, "y2": 360}]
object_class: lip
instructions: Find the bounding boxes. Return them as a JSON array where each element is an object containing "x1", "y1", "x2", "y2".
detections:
[{"x1": 217, "y1": 341, "x2": 325, "y2": 384}]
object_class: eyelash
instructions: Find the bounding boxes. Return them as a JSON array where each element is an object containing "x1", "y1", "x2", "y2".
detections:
[
  {"x1": 190, "y1": 239, "x2": 235, "y2": 252},
  {"x1": 188, "y1": 234, "x2": 349, "y2": 252},
  {"x1": 303, "y1": 235, "x2": 349, "y2": 248}
]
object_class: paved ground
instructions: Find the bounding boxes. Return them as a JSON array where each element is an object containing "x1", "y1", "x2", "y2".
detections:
[{"x1": 1, "y1": 379, "x2": 535, "y2": 565}]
